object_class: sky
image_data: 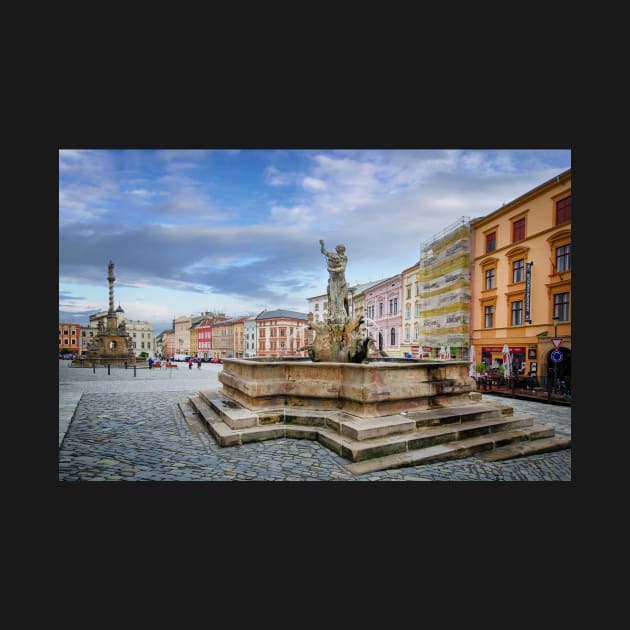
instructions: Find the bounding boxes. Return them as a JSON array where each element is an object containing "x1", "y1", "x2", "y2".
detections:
[{"x1": 59, "y1": 149, "x2": 571, "y2": 334}]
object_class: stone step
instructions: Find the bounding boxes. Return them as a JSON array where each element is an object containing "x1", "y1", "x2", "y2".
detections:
[
  {"x1": 344, "y1": 425, "x2": 562, "y2": 475},
  {"x1": 405, "y1": 402, "x2": 512, "y2": 428},
  {"x1": 474, "y1": 435, "x2": 571, "y2": 461},
  {"x1": 336, "y1": 413, "x2": 534, "y2": 462},
  {"x1": 197, "y1": 391, "x2": 258, "y2": 429}
]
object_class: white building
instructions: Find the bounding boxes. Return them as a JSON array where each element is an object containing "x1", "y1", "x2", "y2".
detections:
[{"x1": 243, "y1": 316, "x2": 257, "y2": 358}]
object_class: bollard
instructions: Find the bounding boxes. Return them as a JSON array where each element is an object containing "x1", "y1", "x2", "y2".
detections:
[
  {"x1": 108, "y1": 364, "x2": 111, "y2": 375},
  {"x1": 134, "y1": 365, "x2": 137, "y2": 377},
  {"x1": 93, "y1": 363, "x2": 96, "y2": 374}
]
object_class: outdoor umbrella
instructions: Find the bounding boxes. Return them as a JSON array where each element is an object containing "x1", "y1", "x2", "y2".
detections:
[
  {"x1": 502, "y1": 343, "x2": 512, "y2": 378},
  {"x1": 469, "y1": 345, "x2": 476, "y2": 377}
]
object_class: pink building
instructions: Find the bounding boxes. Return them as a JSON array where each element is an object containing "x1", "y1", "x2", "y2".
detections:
[{"x1": 363, "y1": 274, "x2": 403, "y2": 357}]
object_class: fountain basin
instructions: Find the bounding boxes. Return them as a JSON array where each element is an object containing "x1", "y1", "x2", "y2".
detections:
[{"x1": 218, "y1": 357, "x2": 475, "y2": 418}]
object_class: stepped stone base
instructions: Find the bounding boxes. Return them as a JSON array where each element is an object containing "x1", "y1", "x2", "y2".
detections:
[{"x1": 180, "y1": 387, "x2": 569, "y2": 473}]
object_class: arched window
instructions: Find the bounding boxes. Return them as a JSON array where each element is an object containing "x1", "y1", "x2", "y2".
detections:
[{"x1": 390, "y1": 327, "x2": 396, "y2": 346}]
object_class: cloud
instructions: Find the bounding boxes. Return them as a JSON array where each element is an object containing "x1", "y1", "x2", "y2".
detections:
[{"x1": 59, "y1": 149, "x2": 571, "y2": 330}]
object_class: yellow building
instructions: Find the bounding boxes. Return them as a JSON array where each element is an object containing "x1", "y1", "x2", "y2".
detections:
[
  {"x1": 470, "y1": 168, "x2": 571, "y2": 390},
  {"x1": 400, "y1": 261, "x2": 420, "y2": 358},
  {"x1": 417, "y1": 218, "x2": 472, "y2": 360}
]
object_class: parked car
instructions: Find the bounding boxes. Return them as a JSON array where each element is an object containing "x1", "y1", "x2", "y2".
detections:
[{"x1": 210, "y1": 358, "x2": 222, "y2": 364}]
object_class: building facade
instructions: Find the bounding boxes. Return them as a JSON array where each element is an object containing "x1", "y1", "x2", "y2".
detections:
[
  {"x1": 243, "y1": 316, "x2": 257, "y2": 358},
  {"x1": 400, "y1": 261, "x2": 420, "y2": 358},
  {"x1": 417, "y1": 218, "x2": 472, "y2": 360},
  {"x1": 256, "y1": 309, "x2": 308, "y2": 358},
  {"x1": 59, "y1": 322, "x2": 81, "y2": 355},
  {"x1": 470, "y1": 168, "x2": 571, "y2": 388},
  {"x1": 363, "y1": 274, "x2": 403, "y2": 357}
]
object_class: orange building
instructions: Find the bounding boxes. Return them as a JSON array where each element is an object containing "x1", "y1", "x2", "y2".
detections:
[
  {"x1": 58, "y1": 323, "x2": 81, "y2": 355},
  {"x1": 470, "y1": 168, "x2": 571, "y2": 390}
]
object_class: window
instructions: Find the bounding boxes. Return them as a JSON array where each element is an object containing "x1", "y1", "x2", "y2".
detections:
[
  {"x1": 414, "y1": 325, "x2": 419, "y2": 340},
  {"x1": 415, "y1": 303, "x2": 420, "y2": 317},
  {"x1": 405, "y1": 304, "x2": 411, "y2": 319},
  {"x1": 513, "y1": 258, "x2": 525, "y2": 283},
  {"x1": 511, "y1": 300, "x2": 523, "y2": 326},
  {"x1": 407, "y1": 286, "x2": 411, "y2": 299},
  {"x1": 379, "y1": 302, "x2": 383, "y2": 317},
  {"x1": 404, "y1": 327, "x2": 410, "y2": 341},
  {"x1": 484, "y1": 305, "x2": 494, "y2": 328},
  {"x1": 389, "y1": 298, "x2": 398, "y2": 314},
  {"x1": 554, "y1": 292, "x2": 570, "y2": 321},
  {"x1": 486, "y1": 232, "x2": 496, "y2": 253},
  {"x1": 557, "y1": 244, "x2": 571, "y2": 273},
  {"x1": 485, "y1": 268, "x2": 495, "y2": 290},
  {"x1": 315, "y1": 304, "x2": 319, "y2": 311},
  {"x1": 556, "y1": 196, "x2": 571, "y2": 224},
  {"x1": 513, "y1": 218, "x2": 525, "y2": 243},
  {"x1": 390, "y1": 328, "x2": 396, "y2": 345}
]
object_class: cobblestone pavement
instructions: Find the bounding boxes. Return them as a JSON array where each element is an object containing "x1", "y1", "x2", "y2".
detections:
[{"x1": 58, "y1": 362, "x2": 571, "y2": 481}]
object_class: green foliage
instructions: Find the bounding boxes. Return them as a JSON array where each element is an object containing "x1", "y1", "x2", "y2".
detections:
[{"x1": 475, "y1": 363, "x2": 487, "y2": 373}]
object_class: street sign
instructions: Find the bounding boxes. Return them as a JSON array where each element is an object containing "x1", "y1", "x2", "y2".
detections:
[
  {"x1": 551, "y1": 337, "x2": 563, "y2": 349},
  {"x1": 551, "y1": 350, "x2": 563, "y2": 363}
]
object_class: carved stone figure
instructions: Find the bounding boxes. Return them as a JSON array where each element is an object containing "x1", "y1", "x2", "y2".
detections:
[{"x1": 320, "y1": 239, "x2": 349, "y2": 324}]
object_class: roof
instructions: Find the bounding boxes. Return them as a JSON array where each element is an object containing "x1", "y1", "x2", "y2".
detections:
[{"x1": 256, "y1": 309, "x2": 309, "y2": 321}]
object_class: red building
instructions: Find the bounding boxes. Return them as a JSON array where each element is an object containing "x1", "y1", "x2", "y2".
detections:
[{"x1": 58, "y1": 322, "x2": 81, "y2": 356}]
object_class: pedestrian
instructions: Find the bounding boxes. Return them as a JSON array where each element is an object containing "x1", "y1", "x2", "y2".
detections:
[
  {"x1": 197, "y1": 357, "x2": 201, "y2": 369},
  {"x1": 148, "y1": 357, "x2": 154, "y2": 370},
  {"x1": 188, "y1": 358, "x2": 193, "y2": 370}
]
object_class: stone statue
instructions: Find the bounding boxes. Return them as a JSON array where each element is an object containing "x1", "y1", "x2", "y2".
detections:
[{"x1": 320, "y1": 239, "x2": 349, "y2": 323}]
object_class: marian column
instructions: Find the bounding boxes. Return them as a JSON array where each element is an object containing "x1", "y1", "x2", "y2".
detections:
[{"x1": 107, "y1": 260, "x2": 118, "y2": 329}]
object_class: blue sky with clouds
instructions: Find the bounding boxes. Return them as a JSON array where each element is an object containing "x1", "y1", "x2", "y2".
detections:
[{"x1": 59, "y1": 149, "x2": 571, "y2": 334}]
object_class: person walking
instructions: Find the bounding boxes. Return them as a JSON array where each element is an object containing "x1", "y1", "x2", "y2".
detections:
[
  {"x1": 188, "y1": 358, "x2": 193, "y2": 370},
  {"x1": 197, "y1": 357, "x2": 202, "y2": 369},
  {"x1": 148, "y1": 357, "x2": 154, "y2": 370}
]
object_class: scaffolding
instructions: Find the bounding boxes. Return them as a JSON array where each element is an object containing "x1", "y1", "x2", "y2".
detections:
[{"x1": 417, "y1": 217, "x2": 472, "y2": 359}]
